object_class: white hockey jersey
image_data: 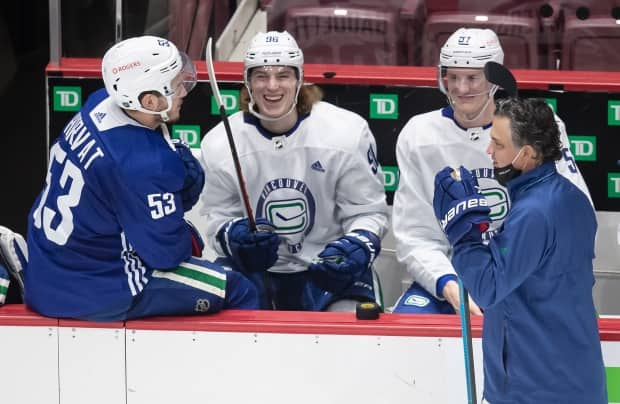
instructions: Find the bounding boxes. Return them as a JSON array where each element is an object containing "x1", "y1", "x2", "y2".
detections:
[
  {"x1": 200, "y1": 101, "x2": 389, "y2": 273},
  {"x1": 392, "y1": 107, "x2": 592, "y2": 299}
]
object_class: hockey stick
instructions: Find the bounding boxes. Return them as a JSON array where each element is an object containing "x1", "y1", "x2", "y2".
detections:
[
  {"x1": 206, "y1": 37, "x2": 257, "y2": 231},
  {"x1": 206, "y1": 39, "x2": 277, "y2": 309},
  {"x1": 458, "y1": 279, "x2": 477, "y2": 404},
  {"x1": 450, "y1": 169, "x2": 478, "y2": 404},
  {"x1": 484, "y1": 61, "x2": 518, "y2": 98}
]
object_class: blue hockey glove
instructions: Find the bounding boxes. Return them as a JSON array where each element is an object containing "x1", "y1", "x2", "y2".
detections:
[
  {"x1": 308, "y1": 230, "x2": 380, "y2": 293},
  {"x1": 217, "y1": 217, "x2": 280, "y2": 273},
  {"x1": 186, "y1": 220, "x2": 204, "y2": 257},
  {"x1": 433, "y1": 166, "x2": 490, "y2": 245},
  {"x1": 173, "y1": 139, "x2": 205, "y2": 212}
]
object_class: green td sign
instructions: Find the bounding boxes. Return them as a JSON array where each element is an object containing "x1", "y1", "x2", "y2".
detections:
[
  {"x1": 568, "y1": 136, "x2": 596, "y2": 161},
  {"x1": 53, "y1": 86, "x2": 82, "y2": 111},
  {"x1": 171, "y1": 125, "x2": 201, "y2": 149},
  {"x1": 370, "y1": 94, "x2": 398, "y2": 120},
  {"x1": 609, "y1": 100, "x2": 620, "y2": 126},
  {"x1": 609, "y1": 173, "x2": 620, "y2": 198},
  {"x1": 382, "y1": 166, "x2": 399, "y2": 191},
  {"x1": 211, "y1": 90, "x2": 239, "y2": 115}
]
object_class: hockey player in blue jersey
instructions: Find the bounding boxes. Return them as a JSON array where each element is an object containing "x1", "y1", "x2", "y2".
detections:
[
  {"x1": 0, "y1": 36, "x2": 258, "y2": 320},
  {"x1": 433, "y1": 97, "x2": 606, "y2": 403},
  {"x1": 200, "y1": 31, "x2": 389, "y2": 310},
  {"x1": 391, "y1": 28, "x2": 590, "y2": 314}
]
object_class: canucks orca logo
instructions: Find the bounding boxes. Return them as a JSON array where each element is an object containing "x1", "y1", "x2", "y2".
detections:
[
  {"x1": 484, "y1": 188, "x2": 509, "y2": 220},
  {"x1": 256, "y1": 178, "x2": 316, "y2": 253},
  {"x1": 471, "y1": 167, "x2": 510, "y2": 222},
  {"x1": 266, "y1": 198, "x2": 307, "y2": 234},
  {"x1": 404, "y1": 295, "x2": 430, "y2": 307}
]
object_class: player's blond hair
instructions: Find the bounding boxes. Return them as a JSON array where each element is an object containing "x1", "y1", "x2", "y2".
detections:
[{"x1": 240, "y1": 84, "x2": 324, "y2": 116}]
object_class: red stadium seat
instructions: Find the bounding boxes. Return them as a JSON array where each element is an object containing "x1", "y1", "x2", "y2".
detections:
[
  {"x1": 560, "y1": 14, "x2": 620, "y2": 70},
  {"x1": 168, "y1": 0, "x2": 232, "y2": 60},
  {"x1": 262, "y1": 0, "x2": 424, "y2": 65},
  {"x1": 421, "y1": 12, "x2": 540, "y2": 69},
  {"x1": 284, "y1": 6, "x2": 400, "y2": 65}
]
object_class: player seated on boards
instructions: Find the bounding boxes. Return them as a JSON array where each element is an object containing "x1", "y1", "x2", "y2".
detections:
[
  {"x1": 199, "y1": 31, "x2": 389, "y2": 311},
  {"x1": 391, "y1": 28, "x2": 590, "y2": 314},
  {"x1": 0, "y1": 35, "x2": 259, "y2": 320}
]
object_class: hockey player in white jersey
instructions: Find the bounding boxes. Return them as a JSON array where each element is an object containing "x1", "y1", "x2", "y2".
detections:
[
  {"x1": 392, "y1": 28, "x2": 591, "y2": 314},
  {"x1": 0, "y1": 36, "x2": 259, "y2": 321},
  {"x1": 200, "y1": 31, "x2": 389, "y2": 310}
]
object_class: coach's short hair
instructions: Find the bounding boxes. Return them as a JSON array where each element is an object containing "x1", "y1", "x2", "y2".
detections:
[{"x1": 494, "y1": 97, "x2": 562, "y2": 162}]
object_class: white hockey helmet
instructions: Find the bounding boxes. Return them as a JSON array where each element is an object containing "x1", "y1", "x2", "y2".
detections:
[
  {"x1": 440, "y1": 28, "x2": 504, "y2": 68},
  {"x1": 102, "y1": 35, "x2": 196, "y2": 121},
  {"x1": 243, "y1": 31, "x2": 304, "y2": 121},
  {"x1": 244, "y1": 31, "x2": 304, "y2": 84},
  {"x1": 438, "y1": 28, "x2": 504, "y2": 95},
  {"x1": 438, "y1": 28, "x2": 505, "y2": 123}
]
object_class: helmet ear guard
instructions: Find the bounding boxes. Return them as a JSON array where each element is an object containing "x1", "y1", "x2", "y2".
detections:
[{"x1": 102, "y1": 36, "x2": 196, "y2": 120}]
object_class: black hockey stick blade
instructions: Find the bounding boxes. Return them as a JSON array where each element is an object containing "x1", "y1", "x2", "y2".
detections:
[
  {"x1": 484, "y1": 61, "x2": 518, "y2": 98},
  {"x1": 206, "y1": 37, "x2": 257, "y2": 231}
]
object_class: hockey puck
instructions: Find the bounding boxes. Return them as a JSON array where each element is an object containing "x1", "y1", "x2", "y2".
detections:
[{"x1": 355, "y1": 302, "x2": 381, "y2": 320}]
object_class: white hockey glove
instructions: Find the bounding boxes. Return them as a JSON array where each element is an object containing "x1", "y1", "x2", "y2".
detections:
[{"x1": 0, "y1": 226, "x2": 28, "y2": 297}]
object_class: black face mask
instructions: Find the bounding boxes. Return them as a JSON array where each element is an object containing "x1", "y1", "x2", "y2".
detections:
[{"x1": 493, "y1": 164, "x2": 522, "y2": 187}]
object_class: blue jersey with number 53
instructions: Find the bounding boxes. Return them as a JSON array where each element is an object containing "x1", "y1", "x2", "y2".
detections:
[{"x1": 24, "y1": 88, "x2": 192, "y2": 319}]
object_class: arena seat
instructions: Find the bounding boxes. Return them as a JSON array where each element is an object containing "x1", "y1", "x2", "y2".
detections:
[
  {"x1": 284, "y1": 6, "x2": 400, "y2": 65},
  {"x1": 421, "y1": 12, "x2": 540, "y2": 69},
  {"x1": 262, "y1": 0, "x2": 425, "y2": 65},
  {"x1": 168, "y1": 0, "x2": 232, "y2": 60},
  {"x1": 560, "y1": 14, "x2": 620, "y2": 70},
  {"x1": 261, "y1": 0, "x2": 408, "y2": 31}
]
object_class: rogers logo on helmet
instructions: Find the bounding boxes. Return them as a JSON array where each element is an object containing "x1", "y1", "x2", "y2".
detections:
[{"x1": 112, "y1": 61, "x2": 141, "y2": 74}]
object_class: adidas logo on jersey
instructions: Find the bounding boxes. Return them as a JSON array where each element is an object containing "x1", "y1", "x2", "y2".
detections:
[
  {"x1": 311, "y1": 160, "x2": 325, "y2": 172},
  {"x1": 94, "y1": 112, "x2": 107, "y2": 123}
]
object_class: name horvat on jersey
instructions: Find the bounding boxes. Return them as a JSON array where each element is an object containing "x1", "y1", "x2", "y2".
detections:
[
  {"x1": 439, "y1": 197, "x2": 488, "y2": 231},
  {"x1": 63, "y1": 114, "x2": 105, "y2": 170}
]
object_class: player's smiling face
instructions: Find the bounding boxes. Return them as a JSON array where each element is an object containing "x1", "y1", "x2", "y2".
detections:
[
  {"x1": 249, "y1": 66, "x2": 298, "y2": 118},
  {"x1": 445, "y1": 68, "x2": 492, "y2": 117}
]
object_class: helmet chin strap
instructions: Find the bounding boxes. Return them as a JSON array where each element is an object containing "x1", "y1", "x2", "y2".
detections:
[
  {"x1": 137, "y1": 95, "x2": 174, "y2": 123},
  {"x1": 448, "y1": 85, "x2": 498, "y2": 125},
  {"x1": 248, "y1": 99, "x2": 297, "y2": 122},
  {"x1": 159, "y1": 111, "x2": 170, "y2": 122}
]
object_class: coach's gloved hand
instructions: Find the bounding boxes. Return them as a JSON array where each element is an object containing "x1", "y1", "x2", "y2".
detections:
[
  {"x1": 186, "y1": 220, "x2": 204, "y2": 257},
  {"x1": 308, "y1": 230, "x2": 380, "y2": 293},
  {"x1": 433, "y1": 166, "x2": 490, "y2": 245},
  {"x1": 173, "y1": 139, "x2": 205, "y2": 211},
  {"x1": 217, "y1": 217, "x2": 280, "y2": 273}
]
